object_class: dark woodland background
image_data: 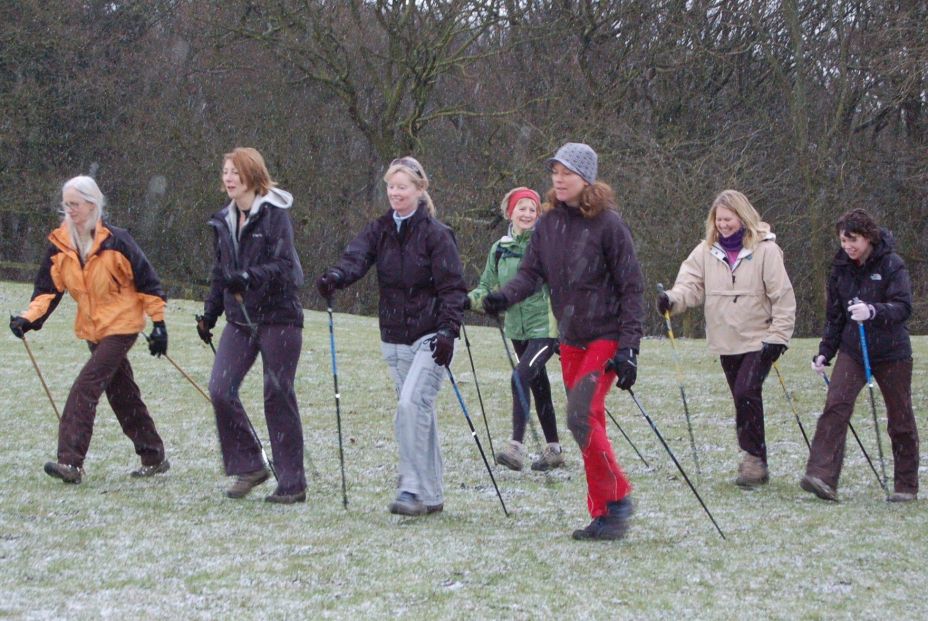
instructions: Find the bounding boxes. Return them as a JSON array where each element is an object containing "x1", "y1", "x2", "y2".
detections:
[{"x1": 2, "y1": 1, "x2": 926, "y2": 337}]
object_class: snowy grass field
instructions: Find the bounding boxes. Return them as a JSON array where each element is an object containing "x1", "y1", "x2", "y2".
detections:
[{"x1": 1, "y1": 280, "x2": 926, "y2": 620}]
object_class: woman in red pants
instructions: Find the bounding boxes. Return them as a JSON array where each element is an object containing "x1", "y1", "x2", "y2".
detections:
[{"x1": 484, "y1": 143, "x2": 644, "y2": 540}]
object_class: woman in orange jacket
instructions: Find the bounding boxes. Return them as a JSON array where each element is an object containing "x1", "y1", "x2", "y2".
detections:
[{"x1": 9, "y1": 176, "x2": 170, "y2": 485}]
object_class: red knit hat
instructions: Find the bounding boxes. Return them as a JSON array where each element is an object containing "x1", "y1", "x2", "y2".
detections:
[{"x1": 506, "y1": 187, "x2": 541, "y2": 219}]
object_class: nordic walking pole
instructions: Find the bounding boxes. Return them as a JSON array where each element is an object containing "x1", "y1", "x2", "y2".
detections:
[
  {"x1": 233, "y1": 293, "x2": 259, "y2": 344},
  {"x1": 771, "y1": 362, "x2": 811, "y2": 452},
  {"x1": 446, "y1": 366, "x2": 509, "y2": 516},
  {"x1": 604, "y1": 407, "x2": 650, "y2": 468},
  {"x1": 822, "y1": 373, "x2": 884, "y2": 489},
  {"x1": 148, "y1": 332, "x2": 278, "y2": 482},
  {"x1": 461, "y1": 322, "x2": 497, "y2": 463},
  {"x1": 656, "y1": 284, "x2": 700, "y2": 476},
  {"x1": 20, "y1": 335, "x2": 61, "y2": 421},
  {"x1": 853, "y1": 308, "x2": 889, "y2": 494},
  {"x1": 228, "y1": 295, "x2": 280, "y2": 481},
  {"x1": 326, "y1": 298, "x2": 349, "y2": 509},
  {"x1": 628, "y1": 389, "x2": 726, "y2": 540}
]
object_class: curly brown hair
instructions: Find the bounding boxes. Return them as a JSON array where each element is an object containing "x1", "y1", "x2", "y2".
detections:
[
  {"x1": 542, "y1": 181, "x2": 616, "y2": 218},
  {"x1": 836, "y1": 208, "x2": 880, "y2": 244}
]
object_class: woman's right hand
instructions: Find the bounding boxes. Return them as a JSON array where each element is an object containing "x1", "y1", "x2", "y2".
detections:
[
  {"x1": 811, "y1": 355, "x2": 828, "y2": 375},
  {"x1": 315, "y1": 269, "x2": 344, "y2": 299},
  {"x1": 195, "y1": 314, "x2": 216, "y2": 345}
]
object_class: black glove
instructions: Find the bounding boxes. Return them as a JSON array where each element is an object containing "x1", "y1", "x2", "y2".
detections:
[
  {"x1": 430, "y1": 329, "x2": 455, "y2": 367},
  {"x1": 605, "y1": 348, "x2": 638, "y2": 390},
  {"x1": 462, "y1": 297, "x2": 472, "y2": 311},
  {"x1": 315, "y1": 269, "x2": 344, "y2": 299},
  {"x1": 760, "y1": 342, "x2": 787, "y2": 364},
  {"x1": 657, "y1": 292, "x2": 672, "y2": 314},
  {"x1": 224, "y1": 271, "x2": 250, "y2": 295},
  {"x1": 9, "y1": 315, "x2": 33, "y2": 339},
  {"x1": 195, "y1": 313, "x2": 217, "y2": 345},
  {"x1": 482, "y1": 292, "x2": 509, "y2": 316},
  {"x1": 148, "y1": 321, "x2": 168, "y2": 357}
]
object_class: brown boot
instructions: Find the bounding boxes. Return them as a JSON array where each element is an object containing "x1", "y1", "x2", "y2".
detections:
[
  {"x1": 735, "y1": 453, "x2": 769, "y2": 488},
  {"x1": 226, "y1": 467, "x2": 271, "y2": 499}
]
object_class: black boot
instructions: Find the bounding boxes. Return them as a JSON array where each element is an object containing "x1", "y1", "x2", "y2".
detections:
[{"x1": 572, "y1": 497, "x2": 633, "y2": 541}]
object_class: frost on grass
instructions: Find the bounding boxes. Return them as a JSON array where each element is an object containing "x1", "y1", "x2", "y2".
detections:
[{"x1": 1, "y1": 281, "x2": 927, "y2": 619}]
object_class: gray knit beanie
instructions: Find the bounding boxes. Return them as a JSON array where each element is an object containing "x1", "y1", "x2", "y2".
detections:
[{"x1": 545, "y1": 142, "x2": 597, "y2": 184}]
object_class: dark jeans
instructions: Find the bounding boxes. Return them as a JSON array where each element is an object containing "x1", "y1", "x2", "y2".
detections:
[
  {"x1": 58, "y1": 334, "x2": 165, "y2": 468},
  {"x1": 806, "y1": 351, "x2": 919, "y2": 493},
  {"x1": 511, "y1": 338, "x2": 559, "y2": 444},
  {"x1": 209, "y1": 322, "x2": 306, "y2": 494},
  {"x1": 719, "y1": 351, "x2": 773, "y2": 463}
]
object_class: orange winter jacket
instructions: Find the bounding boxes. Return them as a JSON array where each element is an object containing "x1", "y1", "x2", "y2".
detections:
[{"x1": 22, "y1": 221, "x2": 166, "y2": 343}]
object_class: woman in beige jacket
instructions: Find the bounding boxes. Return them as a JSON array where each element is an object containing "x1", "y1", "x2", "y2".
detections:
[{"x1": 657, "y1": 190, "x2": 796, "y2": 487}]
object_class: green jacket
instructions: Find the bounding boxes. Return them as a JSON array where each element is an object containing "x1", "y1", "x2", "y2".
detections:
[{"x1": 468, "y1": 228, "x2": 557, "y2": 340}]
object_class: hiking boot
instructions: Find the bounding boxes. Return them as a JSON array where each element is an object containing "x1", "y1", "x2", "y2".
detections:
[
  {"x1": 389, "y1": 491, "x2": 426, "y2": 516},
  {"x1": 887, "y1": 492, "x2": 917, "y2": 503},
  {"x1": 226, "y1": 467, "x2": 271, "y2": 499},
  {"x1": 496, "y1": 440, "x2": 525, "y2": 471},
  {"x1": 800, "y1": 474, "x2": 837, "y2": 501},
  {"x1": 130, "y1": 459, "x2": 171, "y2": 478},
  {"x1": 531, "y1": 443, "x2": 565, "y2": 472},
  {"x1": 426, "y1": 503, "x2": 444, "y2": 515},
  {"x1": 735, "y1": 453, "x2": 769, "y2": 488},
  {"x1": 572, "y1": 497, "x2": 633, "y2": 541},
  {"x1": 265, "y1": 488, "x2": 307, "y2": 504},
  {"x1": 44, "y1": 461, "x2": 83, "y2": 484}
]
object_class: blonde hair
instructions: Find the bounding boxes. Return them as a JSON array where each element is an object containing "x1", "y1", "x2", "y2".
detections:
[
  {"x1": 60, "y1": 176, "x2": 105, "y2": 260},
  {"x1": 499, "y1": 187, "x2": 541, "y2": 219},
  {"x1": 384, "y1": 156, "x2": 435, "y2": 215},
  {"x1": 704, "y1": 189, "x2": 763, "y2": 249},
  {"x1": 222, "y1": 147, "x2": 276, "y2": 196}
]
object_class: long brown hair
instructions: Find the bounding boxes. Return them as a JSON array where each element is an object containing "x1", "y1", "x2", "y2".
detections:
[{"x1": 543, "y1": 181, "x2": 616, "y2": 218}]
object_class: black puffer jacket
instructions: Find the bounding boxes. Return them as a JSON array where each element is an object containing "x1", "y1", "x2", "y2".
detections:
[
  {"x1": 818, "y1": 229, "x2": 911, "y2": 365},
  {"x1": 204, "y1": 188, "x2": 304, "y2": 327},
  {"x1": 332, "y1": 204, "x2": 466, "y2": 345},
  {"x1": 498, "y1": 202, "x2": 644, "y2": 349}
]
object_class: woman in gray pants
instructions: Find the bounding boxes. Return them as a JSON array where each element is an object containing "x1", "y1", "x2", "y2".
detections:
[{"x1": 316, "y1": 156, "x2": 467, "y2": 516}]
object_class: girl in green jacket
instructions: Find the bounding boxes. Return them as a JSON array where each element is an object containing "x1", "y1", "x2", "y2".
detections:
[{"x1": 468, "y1": 187, "x2": 563, "y2": 471}]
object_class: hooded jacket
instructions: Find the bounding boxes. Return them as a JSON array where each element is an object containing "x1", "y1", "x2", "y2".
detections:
[
  {"x1": 818, "y1": 229, "x2": 911, "y2": 365},
  {"x1": 665, "y1": 223, "x2": 796, "y2": 355},
  {"x1": 204, "y1": 188, "x2": 304, "y2": 327},
  {"x1": 498, "y1": 202, "x2": 644, "y2": 349},
  {"x1": 332, "y1": 204, "x2": 467, "y2": 345},
  {"x1": 23, "y1": 221, "x2": 166, "y2": 342},
  {"x1": 468, "y1": 227, "x2": 557, "y2": 341}
]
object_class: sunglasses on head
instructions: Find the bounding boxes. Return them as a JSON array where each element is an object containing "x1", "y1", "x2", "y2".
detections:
[{"x1": 390, "y1": 157, "x2": 424, "y2": 178}]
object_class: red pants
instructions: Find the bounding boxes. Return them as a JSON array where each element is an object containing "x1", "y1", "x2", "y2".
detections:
[{"x1": 561, "y1": 340, "x2": 632, "y2": 517}]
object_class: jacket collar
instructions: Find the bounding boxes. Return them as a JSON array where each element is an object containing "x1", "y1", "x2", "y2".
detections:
[{"x1": 49, "y1": 221, "x2": 112, "y2": 259}]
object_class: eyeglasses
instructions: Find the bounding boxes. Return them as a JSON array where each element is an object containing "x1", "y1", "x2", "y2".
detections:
[{"x1": 390, "y1": 157, "x2": 424, "y2": 179}]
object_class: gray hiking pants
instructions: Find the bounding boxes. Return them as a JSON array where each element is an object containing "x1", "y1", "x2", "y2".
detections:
[{"x1": 381, "y1": 334, "x2": 447, "y2": 506}]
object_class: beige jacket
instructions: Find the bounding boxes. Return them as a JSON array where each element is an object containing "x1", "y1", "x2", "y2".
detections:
[{"x1": 665, "y1": 225, "x2": 796, "y2": 355}]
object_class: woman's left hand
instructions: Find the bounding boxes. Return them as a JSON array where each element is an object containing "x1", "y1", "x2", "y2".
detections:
[
  {"x1": 760, "y1": 342, "x2": 787, "y2": 363},
  {"x1": 430, "y1": 330, "x2": 455, "y2": 367}
]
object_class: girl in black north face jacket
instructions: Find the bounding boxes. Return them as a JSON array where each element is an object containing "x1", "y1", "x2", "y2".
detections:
[{"x1": 803, "y1": 208, "x2": 918, "y2": 503}]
